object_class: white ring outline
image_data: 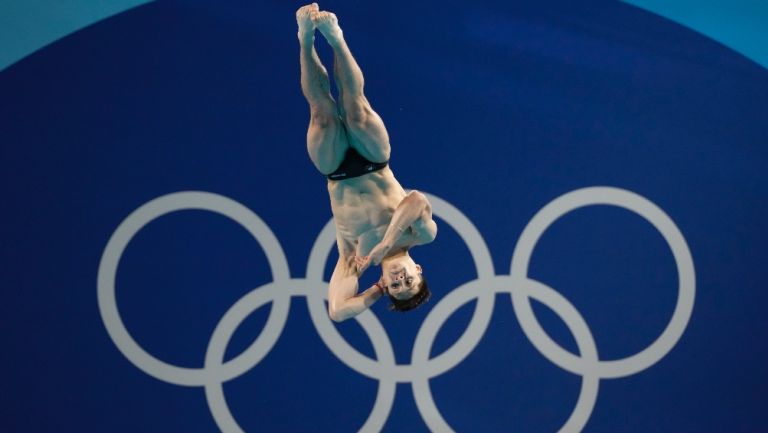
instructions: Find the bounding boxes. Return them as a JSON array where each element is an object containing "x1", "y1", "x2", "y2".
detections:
[
  {"x1": 410, "y1": 276, "x2": 600, "y2": 433},
  {"x1": 96, "y1": 191, "x2": 292, "y2": 386},
  {"x1": 510, "y1": 186, "x2": 696, "y2": 378},
  {"x1": 96, "y1": 186, "x2": 696, "y2": 432}
]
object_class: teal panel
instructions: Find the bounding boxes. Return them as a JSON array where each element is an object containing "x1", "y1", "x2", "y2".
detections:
[
  {"x1": 0, "y1": 0, "x2": 154, "y2": 71},
  {"x1": 0, "y1": 1, "x2": 766, "y2": 70},
  {"x1": 622, "y1": 0, "x2": 768, "y2": 68}
]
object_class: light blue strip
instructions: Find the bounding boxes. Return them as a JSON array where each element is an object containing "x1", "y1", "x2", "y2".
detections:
[
  {"x1": 0, "y1": 1, "x2": 766, "y2": 71},
  {"x1": 0, "y1": 0, "x2": 154, "y2": 71},
  {"x1": 622, "y1": 0, "x2": 768, "y2": 69}
]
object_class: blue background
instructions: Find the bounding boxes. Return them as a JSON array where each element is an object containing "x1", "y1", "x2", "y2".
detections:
[{"x1": 1, "y1": 0, "x2": 767, "y2": 432}]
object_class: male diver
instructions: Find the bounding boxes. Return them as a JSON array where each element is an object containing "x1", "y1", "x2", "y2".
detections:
[{"x1": 297, "y1": 3, "x2": 437, "y2": 322}]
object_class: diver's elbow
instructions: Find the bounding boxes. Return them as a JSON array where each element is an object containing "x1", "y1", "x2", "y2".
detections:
[
  {"x1": 408, "y1": 190, "x2": 428, "y2": 204},
  {"x1": 328, "y1": 305, "x2": 350, "y2": 323}
]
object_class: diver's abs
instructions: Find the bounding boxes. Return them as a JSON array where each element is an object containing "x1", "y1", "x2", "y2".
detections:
[{"x1": 328, "y1": 170, "x2": 405, "y2": 248}]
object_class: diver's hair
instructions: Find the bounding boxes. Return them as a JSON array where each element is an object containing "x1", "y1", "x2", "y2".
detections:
[{"x1": 388, "y1": 276, "x2": 431, "y2": 312}]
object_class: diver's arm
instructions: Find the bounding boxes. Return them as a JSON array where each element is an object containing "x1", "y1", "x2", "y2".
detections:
[
  {"x1": 384, "y1": 190, "x2": 436, "y2": 247},
  {"x1": 327, "y1": 255, "x2": 384, "y2": 322},
  {"x1": 329, "y1": 282, "x2": 384, "y2": 322},
  {"x1": 407, "y1": 192, "x2": 438, "y2": 247},
  {"x1": 359, "y1": 191, "x2": 437, "y2": 271}
]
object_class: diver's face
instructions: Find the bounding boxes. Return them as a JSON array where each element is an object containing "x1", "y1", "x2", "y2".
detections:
[{"x1": 381, "y1": 256, "x2": 422, "y2": 300}]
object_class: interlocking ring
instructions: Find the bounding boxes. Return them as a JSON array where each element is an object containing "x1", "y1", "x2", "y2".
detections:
[{"x1": 97, "y1": 187, "x2": 695, "y2": 432}]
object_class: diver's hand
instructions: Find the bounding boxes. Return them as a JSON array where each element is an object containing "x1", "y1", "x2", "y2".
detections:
[
  {"x1": 356, "y1": 242, "x2": 391, "y2": 274},
  {"x1": 355, "y1": 255, "x2": 370, "y2": 275}
]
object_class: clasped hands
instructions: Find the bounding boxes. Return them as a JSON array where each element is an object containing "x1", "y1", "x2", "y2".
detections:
[{"x1": 354, "y1": 241, "x2": 390, "y2": 277}]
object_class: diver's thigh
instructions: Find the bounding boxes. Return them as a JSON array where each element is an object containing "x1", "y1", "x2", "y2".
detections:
[{"x1": 307, "y1": 110, "x2": 350, "y2": 174}]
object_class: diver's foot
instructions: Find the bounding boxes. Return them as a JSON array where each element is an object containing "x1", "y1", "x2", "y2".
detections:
[
  {"x1": 312, "y1": 10, "x2": 344, "y2": 47},
  {"x1": 296, "y1": 3, "x2": 319, "y2": 40}
]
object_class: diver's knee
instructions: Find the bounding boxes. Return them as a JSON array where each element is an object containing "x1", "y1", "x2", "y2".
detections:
[
  {"x1": 343, "y1": 96, "x2": 372, "y2": 125},
  {"x1": 311, "y1": 110, "x2": 337, "y2": 128}
]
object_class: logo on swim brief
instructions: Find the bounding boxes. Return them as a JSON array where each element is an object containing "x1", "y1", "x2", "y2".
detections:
[{"x1": 97, "y1": 186, "x2": 695, "y2": 433}]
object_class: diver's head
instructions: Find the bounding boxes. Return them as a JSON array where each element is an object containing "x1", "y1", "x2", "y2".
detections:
[{"x1": 380, "y1": 252, "x2": 431, "y2": 312}]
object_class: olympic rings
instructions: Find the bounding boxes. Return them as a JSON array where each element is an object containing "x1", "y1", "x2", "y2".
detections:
[{"x1": 97, "y1": 186, "x2": 695, "y2": 432}]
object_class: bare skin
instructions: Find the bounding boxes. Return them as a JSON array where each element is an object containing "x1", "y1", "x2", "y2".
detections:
[{"x1": 297, "y1": 3, "x2": 437, "y2": 322}]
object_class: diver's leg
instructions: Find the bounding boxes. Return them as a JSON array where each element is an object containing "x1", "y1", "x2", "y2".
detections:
[
  {"x1": 313, "y1": 11, "x2": 391, "y2": 163},
  {"x1": 297, "y1": 3, "x2": 348, "y2": 174}
]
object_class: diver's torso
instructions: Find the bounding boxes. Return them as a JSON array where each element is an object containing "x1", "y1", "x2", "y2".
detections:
[{"x1": 327, "y1": 166, "x2": 407, "y2": 257}]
